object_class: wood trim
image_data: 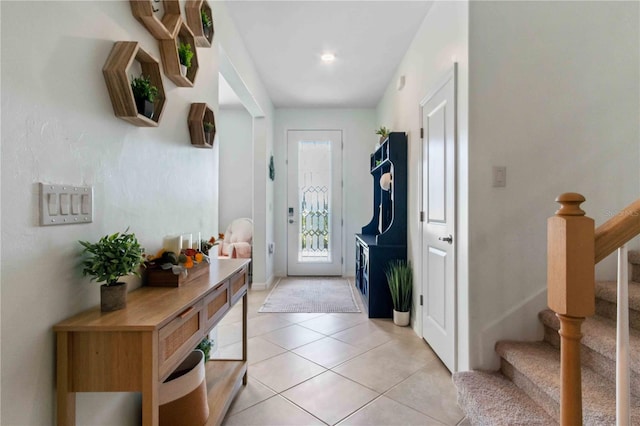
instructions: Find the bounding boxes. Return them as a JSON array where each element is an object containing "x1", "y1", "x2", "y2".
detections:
[
  {"x1": 159, "y1": 20, "x2": 199, "y2": 87},
  {"x1": 130, "y1": 0, "x2": 181, "y2": 40},
  {"x1": 188, "y1": 103, "x2": 215, "y2": 148},
  {"x1": 102, "y1": 41, "x2": 166, "y2": 127},
  {"x1": 185, "y1": 0, "x2": 214, "y2": 48},
  {"x1": 595, "y1": 198, "x2": 640, "y2": 263},
  {"x1": 56, "y1": 332, "x2": 76, "y2": 426}
]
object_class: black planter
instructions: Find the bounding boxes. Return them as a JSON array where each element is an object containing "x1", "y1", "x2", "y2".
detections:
[{"x1": 135, "y1": 98, "x2": 154, "y2": 119}]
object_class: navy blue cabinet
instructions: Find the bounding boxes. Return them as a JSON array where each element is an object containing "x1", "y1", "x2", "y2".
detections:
[{"x1": 355, "y1": 132, "x2": 407, "y2": 318}]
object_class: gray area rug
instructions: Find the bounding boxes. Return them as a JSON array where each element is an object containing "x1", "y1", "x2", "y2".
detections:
[{"x1": 259, "y1": 277, "x2": 361, "y2": 313}]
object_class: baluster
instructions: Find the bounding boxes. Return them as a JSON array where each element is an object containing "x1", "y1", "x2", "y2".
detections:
[
  {"x1": 617, "y1": 244, "x2": 630, "y2": 426},
  {"x1": 547, "y1": 193, "x2": 595, "y2": 425}
]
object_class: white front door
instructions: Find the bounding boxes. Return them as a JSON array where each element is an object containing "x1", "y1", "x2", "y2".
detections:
[
  {"x1": 287, "y1": 130, "x2": 343, "y2": 276},
  {"x1": 421, "y1": 66, "x2": 457, "y2": 372}
]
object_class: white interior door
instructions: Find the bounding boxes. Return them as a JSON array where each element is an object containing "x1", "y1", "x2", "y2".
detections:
[
  {"x1": 421, "y1": 66, "x2": 457, "y2": 372},
  {"x1": 287, "y1": 130, "x2": 343, "y2": 276}
]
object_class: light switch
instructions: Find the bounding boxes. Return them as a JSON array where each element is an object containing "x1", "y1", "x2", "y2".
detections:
[
  {"x1": 40, "y1": 183, "x2": 93, "y2": 226},
  {"x1": 60, "y1": 194, "x2": 70, "y2": 215},
  {"x1": 71, "y1": 194, "x2": 80, "y2": 214},
  {"x1": 48, "y1": 194, "x2": 58, "y2": 216},
  {"x1": 493, "y1": 166, "x2": 507, "y2": 188}
]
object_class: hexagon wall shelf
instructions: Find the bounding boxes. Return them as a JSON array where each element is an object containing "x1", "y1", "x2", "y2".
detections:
[
  {"x1": 130, "y1": 0, "x2": 181, "y2": 40},
  {"x1": 103, "y1": 41, "x2": 166, "y2": 127},
  {"x1": 185, "y1": 0, "x2": 214, "y2": 48},
  {"x1": 188, "y1": 103, "x2": 215, "y2": 148},
  {"x1": 159, "y1": 20, "x2": 199, "y2": 87}
]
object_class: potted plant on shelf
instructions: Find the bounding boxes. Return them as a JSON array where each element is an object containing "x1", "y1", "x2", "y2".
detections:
[
  {"x1": 178, "y1": 42, "x2": 194, "y2": 77},
  {"x1": 385, "y1": 260, "x2": 412, "y2": 326},
  {"x1": 130, "y1": 75, "x2": 158, "y2": 119},
  {"x1": 79, "y1": 230, "x2": 145, "y2": 312},
  {"x1": 196, "y1": 337, "x2": 214, "y2": 362},
  {"x1": 375, "y1": 126, "x2": 390, "y2": 143},
  {"x1": 201, "y1": 9, "x2": 213, "y2": 40},
  {"x1": 203, "y1": 121, "x2": 215, "y2": 145}
]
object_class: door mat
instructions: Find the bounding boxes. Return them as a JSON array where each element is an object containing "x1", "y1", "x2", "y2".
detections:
[{"x1": 258, "y1": 277, "x2": 361, "y2": 313}]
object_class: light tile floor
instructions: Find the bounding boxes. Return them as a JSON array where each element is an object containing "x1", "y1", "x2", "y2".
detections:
[{"x1": 214, "y1": 280, "x2": 467, "y2": 426}]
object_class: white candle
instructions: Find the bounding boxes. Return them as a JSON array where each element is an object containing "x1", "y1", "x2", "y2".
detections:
[{"x1": 162, "y1": 235, "x2": 182, "y2": 255}]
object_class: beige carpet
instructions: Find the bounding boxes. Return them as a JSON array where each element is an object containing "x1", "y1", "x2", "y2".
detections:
[{"x1": 258, "y1": 277, "x2": 361, "y2": 313}]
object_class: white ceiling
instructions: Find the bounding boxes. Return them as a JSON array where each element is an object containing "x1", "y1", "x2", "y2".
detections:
[{"x1": 224, "y1": 1, "x2": 434, "y2": 108}]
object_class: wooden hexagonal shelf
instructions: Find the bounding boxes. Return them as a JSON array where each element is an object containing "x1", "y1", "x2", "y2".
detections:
[
  {"x1": 103, "y1": 41, "x2": 166, "y2": 127},
  {"x1": 185, "y1": 0, "x2": 214, "y2": 48},
  {"x1": 159, "y1": 20, "x2": 199, "y2": 87},
  {"x1": 188, "y1": 103, "x2": 215, "y2": 148},
  {"x1": 130, "y1": 0, "x2": 181, "y2": 40}
]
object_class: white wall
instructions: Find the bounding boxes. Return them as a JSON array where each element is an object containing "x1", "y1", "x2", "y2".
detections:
[
  {"x1": 467, "y1": 0, "x2": 640, "y2": 369},
  {"x1": 0, "y1": 1, "x2": 273, "y2": 424},
  {"x1": 214, "y1": 2, "x2": 276, "y2": 286},
  {"x1": 376, "y1": 0, "x2": 470, "y2": 369},
  {"x1": 274, "y1": 109, "x2": 377, "y2": 277},
  {"x1": 218, "y1": 107, "x2": 253, "y2": 229}
]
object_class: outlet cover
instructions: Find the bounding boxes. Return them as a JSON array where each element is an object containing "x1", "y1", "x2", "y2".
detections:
[{"x1": 40, "y1": 183, "x2": 93, "y2": 226}]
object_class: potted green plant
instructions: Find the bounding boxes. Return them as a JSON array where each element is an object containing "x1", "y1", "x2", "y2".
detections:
[
  {"x1": 130, "y1": 75, "x2": 158, "y2": 119},
  {"x1": 385, "y1": 260, "x2": 412, "y2": 326},
  {"x1": 196, "y1": 337, "x2": 214, "y2": 361},
  {"x1": 79, "y1": 230, "x2": 145, "y2": 312},
  {"x1": 375, "y1": 126, "x2": 391, "y2": 143},
  {"x1": 203, "y1": 121, "x2": 215, "y2": 145},
  {"x1": 201, "y1": 9, "x2": 213, "y2": 40},
  {"x1": 178, "y1": 42, "x2": 194, "y2": 77}
]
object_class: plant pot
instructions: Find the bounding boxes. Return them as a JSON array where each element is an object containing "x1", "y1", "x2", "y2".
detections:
[
  {"x1": 379, "y1": 135, "x2": 386, "y2": 143},
  {"x1": 135, "y1": 98, "x2": 154, "y2": 119},
  {"x1": 393, "y1": 309, "x2": 410, "y2": 326},
  {"x1": 203, "y1": 26, "x2": 212, "y2": 41},
  {"x1": 159, "y1": 350, "x2": 209, "y2": 426},
  {"x1": 101, "y1": 282, "x2": 127, "y2": 312},
  {"x1": 180, "y1": 64, "x2": 188, "y2": 77},
  {"x1": 204, "y1": 130, "x2": 213, "y2": 145}
]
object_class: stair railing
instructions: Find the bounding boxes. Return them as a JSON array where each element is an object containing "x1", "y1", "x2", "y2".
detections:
[{"x1": 548, "y1": 193, "x2": 640, "y2": 425}]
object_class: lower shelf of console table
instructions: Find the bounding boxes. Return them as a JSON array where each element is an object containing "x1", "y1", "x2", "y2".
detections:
[{"x1": 54, "y1": 258, "x2": 250, "y2": 426}]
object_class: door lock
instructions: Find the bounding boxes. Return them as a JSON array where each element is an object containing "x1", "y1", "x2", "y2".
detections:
[
  {"x1": 289, "y1": 219, "x2": 295, "y2": 224},
  {"x1": 439, "y1": 235, "x2": 453, "y2": 244}
]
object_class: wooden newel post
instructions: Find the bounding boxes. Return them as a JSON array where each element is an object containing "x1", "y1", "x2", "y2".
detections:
[{"x1": 548, "y1": 193, "x2": 595, "y2": 426}]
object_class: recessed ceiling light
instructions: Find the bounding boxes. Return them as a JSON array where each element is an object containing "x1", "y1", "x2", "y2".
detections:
[{"x1": 321, "y1": 53, "x2": 336, "y2": 63}]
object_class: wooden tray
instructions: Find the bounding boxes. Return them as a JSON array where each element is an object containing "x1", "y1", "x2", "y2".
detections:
[{"x1": 145, "y1": 262, "x2": 210, "y2": 287}]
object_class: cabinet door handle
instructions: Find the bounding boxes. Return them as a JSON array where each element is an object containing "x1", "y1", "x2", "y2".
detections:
[{"x1": 178, "y1": 306, "x2": 195, "y2": 319}]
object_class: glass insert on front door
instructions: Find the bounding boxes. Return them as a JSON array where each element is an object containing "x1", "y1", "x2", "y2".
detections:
[{"x1": 298, "y1": 140, "x2": 332, "y2": 262}]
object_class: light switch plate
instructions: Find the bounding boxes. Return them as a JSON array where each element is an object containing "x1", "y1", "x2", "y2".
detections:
[
  {"x1": 493, "y1": 166, "x2": 507, "y2": 188},
  {"x1": 40, "y1": 183, "x2": 93, "y2": 226}
]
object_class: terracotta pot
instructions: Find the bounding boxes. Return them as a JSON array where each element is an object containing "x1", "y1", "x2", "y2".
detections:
[
  {"x1": 100, "y1": 282, "x2": 127, "y2": 312},
  {"x1": 393, "y1": 309, "x2": 410, "y2": 326}
]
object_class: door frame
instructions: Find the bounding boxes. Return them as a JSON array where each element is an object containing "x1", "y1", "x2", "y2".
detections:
[
  {"x1": 419, "y1": 63, "x2": 458, "y2": 372},
  {"x1": 285, "y1": 129, "x2": 344, "y2": 276}
]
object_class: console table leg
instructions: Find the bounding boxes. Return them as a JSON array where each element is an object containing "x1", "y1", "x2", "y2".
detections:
[
  {"x1": 56, "y1": 332, "x2": 76, "y2": 426},
  {"x1": 242, "y1": 292, "x2": 248, "y2": 385},
  {"x1": 141, "y1": 333, "x2": 159, "y2": 426}
]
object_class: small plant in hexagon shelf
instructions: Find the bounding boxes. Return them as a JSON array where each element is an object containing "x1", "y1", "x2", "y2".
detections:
[
  {"x1": 178, "y1": 42, "x2": 194, "y2": 76},
  {"x1": 79, "y1": 229, "x2": 145, "y2": 312},
  {"x1": 130, "y1": 75, "x2": 158, "y2": 119},
  {"x1": 201, "y1": 9, "x2": 213, "y2": 35},
  {"x1": 203, "y1": 121, "x2": 215, "y2": 144}
]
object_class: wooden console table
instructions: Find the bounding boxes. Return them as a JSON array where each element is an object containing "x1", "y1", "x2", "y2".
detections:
[{"x1": 54, "y1": 258, "x2": 250, "y2": 426}]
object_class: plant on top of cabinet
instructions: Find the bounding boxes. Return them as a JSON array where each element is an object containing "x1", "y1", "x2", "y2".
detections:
[
  {"x1": 375, "y1": 126, "x2": 390, "y2": 142},
  {"x1": 185, "y1": 0, "x2": 214, "y2": 47},
  {"x1": 130, "y1": 74, "x2": 159, "y2": 119},
  {"x1": 79, "y1": 229, "x2": 145, "y2": 312}
]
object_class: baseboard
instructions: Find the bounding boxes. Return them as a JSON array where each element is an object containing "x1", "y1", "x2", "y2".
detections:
[
  {"x1": 477, "y1": 286, "x2": 547, "y2": 370},
  {"x1": 250, "y1": 275, "x2": 277, "y2": 291}
]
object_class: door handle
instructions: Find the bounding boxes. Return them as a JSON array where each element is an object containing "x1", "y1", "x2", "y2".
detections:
[
  {"x1": 289, "y1": 219, "x2": 295, "y2": 224},
  {"x1": 439, "y1": 235, "x2": 453, "y2": 244}
]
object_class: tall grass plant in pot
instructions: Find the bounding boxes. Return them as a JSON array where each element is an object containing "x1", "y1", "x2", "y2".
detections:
[
  {"x1": 79, "y1": 230, "x2": 145, "y2": 312},
  {"x1": 385, "y1": 260, "x2": 412, "y2": 326}
]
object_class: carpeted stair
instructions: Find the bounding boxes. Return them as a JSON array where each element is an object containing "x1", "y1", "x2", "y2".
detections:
[{"x1": 453, "y1": 251, "x2": 640, "y2": 425}]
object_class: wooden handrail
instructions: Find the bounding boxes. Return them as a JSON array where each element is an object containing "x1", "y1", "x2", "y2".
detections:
[{"x1": 595, "y1": 198, "x2": 640, "y2": 263}]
